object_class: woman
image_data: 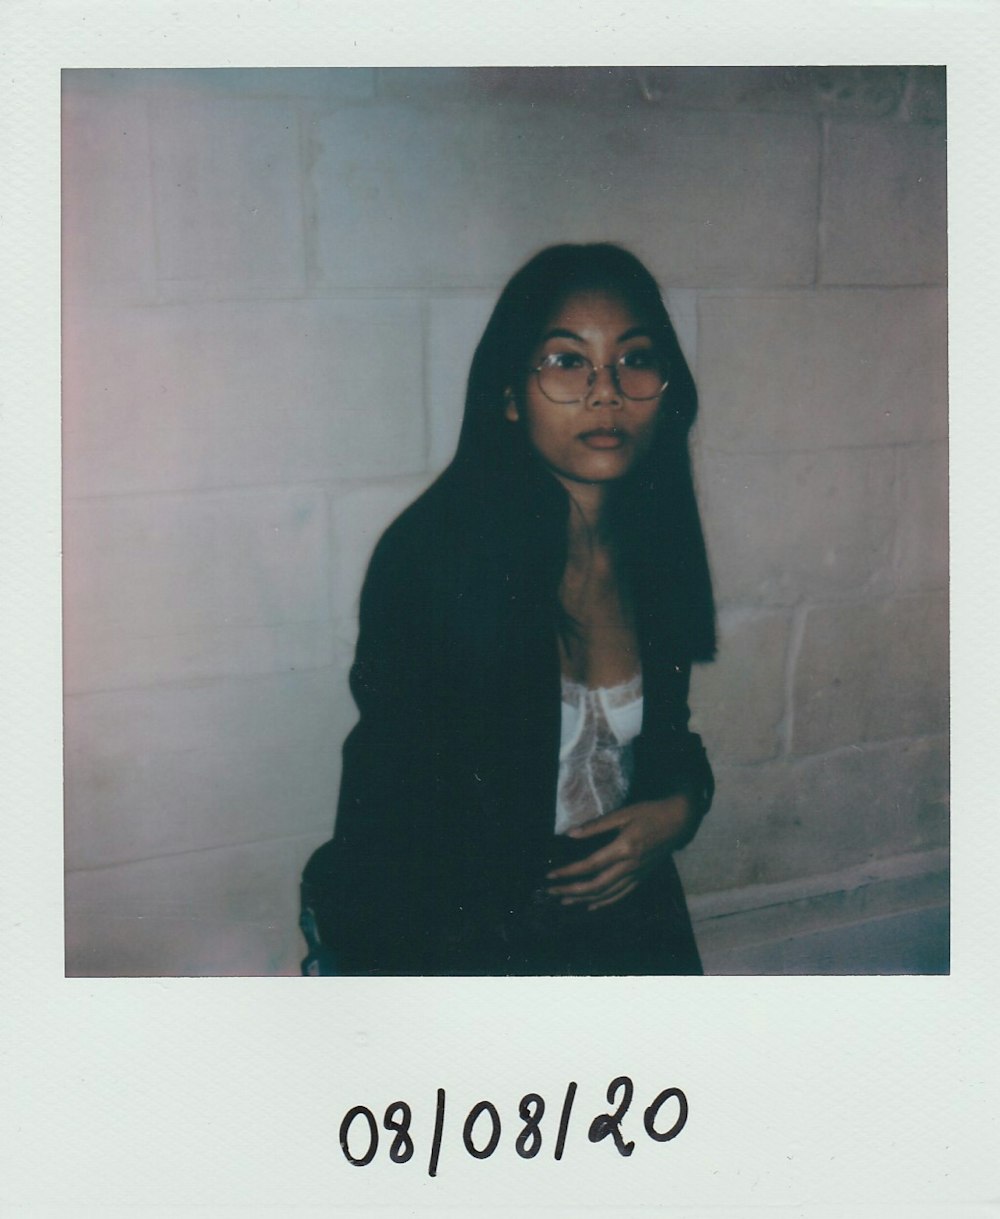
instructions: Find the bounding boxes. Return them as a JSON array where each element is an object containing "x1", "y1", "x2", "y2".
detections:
[{"x1": 301, "y1": 242, "x2": 716, "y2": 976}]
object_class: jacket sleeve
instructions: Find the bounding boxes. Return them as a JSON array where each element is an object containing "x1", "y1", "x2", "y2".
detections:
[
  {"x1": 631, "y1": 657, "x2": 714, "y2": 838},
  {"x1": 305, "y1": 523, "x2": 456, "y2": 974}
]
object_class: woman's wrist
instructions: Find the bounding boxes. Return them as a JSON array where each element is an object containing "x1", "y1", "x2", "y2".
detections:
[{"x1": 653, "y1": 790, "x2": 703, "y2": 850}]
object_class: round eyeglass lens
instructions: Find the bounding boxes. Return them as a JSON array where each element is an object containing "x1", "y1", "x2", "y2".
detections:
[
  {"x1": 617, "y1": 352, "x2": 666, "y2": 400},
  {"x1": 537, "y1": 352, "x2": 666, "y2": 402}
]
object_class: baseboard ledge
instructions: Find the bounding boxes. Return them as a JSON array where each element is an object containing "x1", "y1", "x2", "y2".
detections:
[{"x1": 687, "y1": 848, "x2": 949, "y2": 975}]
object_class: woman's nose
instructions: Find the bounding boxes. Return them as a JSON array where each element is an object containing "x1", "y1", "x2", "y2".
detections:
[{"x1": 586, "y1": 363, "x2": 622, "y2": 408}]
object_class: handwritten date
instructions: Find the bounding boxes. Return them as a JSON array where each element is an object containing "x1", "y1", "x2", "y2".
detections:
[{"x1": 340, "y1": 1076, "x2": 688, "y2": 1175}]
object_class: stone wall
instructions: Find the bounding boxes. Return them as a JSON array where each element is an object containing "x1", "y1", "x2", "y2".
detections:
[{"x1": 62, "y1": 67, "x2": 948, "y2": 976}]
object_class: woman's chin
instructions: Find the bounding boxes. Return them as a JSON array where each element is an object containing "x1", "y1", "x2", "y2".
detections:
[{"x1": 557, "y1": 456, "x2": 637, "y2": 486}]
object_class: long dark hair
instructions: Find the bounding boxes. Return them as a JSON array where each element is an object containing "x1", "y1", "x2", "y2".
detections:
[{"x1": 436, "y1": 242, "x2": 715, "y2": 662}]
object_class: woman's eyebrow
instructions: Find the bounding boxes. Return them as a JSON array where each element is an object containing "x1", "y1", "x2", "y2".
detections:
[
  {"x1": 540, "y1": 326, "x2": 653, "y2": 344},
  {"x1": 540, "y1": 327, "x2": 585, "y2": 343}
]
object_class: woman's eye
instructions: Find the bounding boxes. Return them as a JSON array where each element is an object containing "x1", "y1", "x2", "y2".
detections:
[
  {"x1": 620, "y1": 349, "x2": 658, "y2": 370},
  {"x1": 544, "y1": 351, "x2": 587, "y2": 370}
]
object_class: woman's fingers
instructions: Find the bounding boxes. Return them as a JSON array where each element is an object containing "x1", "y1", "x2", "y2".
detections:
[
  {"x1": 547, "y1": 858, "x2": 631, "y2": 901},
  {"x1": 546, "y1": 839, "x2": 627, "y2": 884},
  {"x1": 586, "y1": 879, "x2": 639, "y2": 911},
  {"x1": 546, "y1": 853, "x2": 613, "y2": 883},
  {"x1": 566, "y1": 809, "x2": 628, "y2": 839},
  {"x1": 544, "y1": 799, "x2": 692, "y2": 908},
  {"x1": 557, "y1": 870, "x2": 638, "y2": 908}
]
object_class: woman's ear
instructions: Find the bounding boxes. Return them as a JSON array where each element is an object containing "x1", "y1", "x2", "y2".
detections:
[{"x1": 503, "y1": 387, "x2": 519, "y2": 422}]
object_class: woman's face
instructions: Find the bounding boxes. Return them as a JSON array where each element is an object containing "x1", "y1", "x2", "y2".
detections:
[{"x1": 505, "y1": 290, "x2": 664, "y2": 491}]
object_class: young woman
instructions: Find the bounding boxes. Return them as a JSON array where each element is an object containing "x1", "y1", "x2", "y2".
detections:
[{"x1": 301, "y1": 243, "x2": 716, "y2": 976}]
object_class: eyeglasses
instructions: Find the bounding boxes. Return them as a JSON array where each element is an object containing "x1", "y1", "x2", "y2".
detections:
[{"x1": 531, "y1": 349, "x2": 669, "y2": 404}]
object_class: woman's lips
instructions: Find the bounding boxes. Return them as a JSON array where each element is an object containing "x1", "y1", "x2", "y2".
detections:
[{"x1": 578, "y1": 428, "x2": 626, "y2": 450}]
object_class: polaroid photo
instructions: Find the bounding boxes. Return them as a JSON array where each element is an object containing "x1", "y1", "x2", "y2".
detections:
[{"x1": 3, "y1": 2, "x2": 996, "y2": 1214}]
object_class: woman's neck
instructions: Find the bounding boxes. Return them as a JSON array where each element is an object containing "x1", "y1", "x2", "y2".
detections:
[
  {"x1": 558, "y1": 488, "x2": 638, "y2": 687},
  {"x1": 562, "y1": 480, "x2": 611, "y2": 559}
]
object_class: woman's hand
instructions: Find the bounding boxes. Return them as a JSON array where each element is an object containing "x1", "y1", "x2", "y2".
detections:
[{"x1": 545, "y1": 794, "x2": 697, "y2": 912}]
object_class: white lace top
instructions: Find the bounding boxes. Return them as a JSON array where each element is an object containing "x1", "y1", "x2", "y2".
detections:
[{"x1": 555, "y1": 672, "x2": 644, "y2": 835}]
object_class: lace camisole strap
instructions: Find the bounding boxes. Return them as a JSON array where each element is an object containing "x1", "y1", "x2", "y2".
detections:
[{"x1": 555, "y1": 672, "x2": 643, "y2": 836}]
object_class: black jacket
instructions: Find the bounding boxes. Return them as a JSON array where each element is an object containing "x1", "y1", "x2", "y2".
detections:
[{"x1": 302, "y1": 480, "x2": 713, "y2": 976}]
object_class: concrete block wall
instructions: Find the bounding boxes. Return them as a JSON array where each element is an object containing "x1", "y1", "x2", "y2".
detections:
[{"x1": 62, "y1": 67, "x2": 948, "y2": 976}]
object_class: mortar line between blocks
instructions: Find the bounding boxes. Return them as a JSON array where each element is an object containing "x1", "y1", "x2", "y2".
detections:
[
  {"x1": 65, "y1": 827, "x2": 333, "y2": 877},
  {"x1": 887, "y1": 444, "x2": 905, "y2": 593},
  {"x1": 295, "y1": 96, "x2": 315, "y2": 293},
  {"x1": 813, "y1": 113, "x2": 825, "y2": 288},
  {"x1": 779, "y1": 603, "x2": 809, "y2": 758},
  {"x1": 144, "y1": 93, "x2": 165, "y2": 305},
  {"x1": 420, "y1": 294, "x2": 431, "y2": 471}
]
